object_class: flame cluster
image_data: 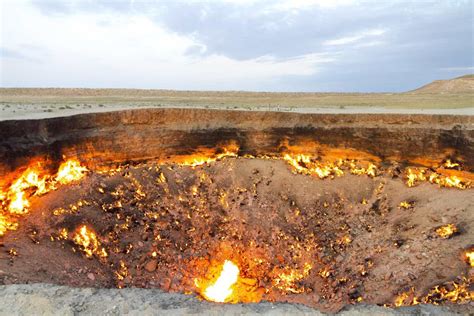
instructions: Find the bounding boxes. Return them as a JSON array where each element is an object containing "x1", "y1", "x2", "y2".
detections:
[
  {"x1": 435, "y1": 224, "x2": 458, "y2": 239},
  {"x1": 0, "y1": 159, "x2": 88, "y2": 236},
  {"x1": 395, "y1": 278, "x2": 473, "y2": 306},
  {"x1": 283, "y1": 154, "x2": 344, "y2": 178},
  {"x1": 0, "y1": 213, "x2": 18, "y2": 237},
  {"x1": 6, "y1": 169, "x2": 49, "y2": 215},
  {"x1": 174, "y1": 142, "x2": 380, "y2": 181},
  {"x1": 177, "y1": 142, "x2": 239, "y2": 167},
  {"x1": 282, "y1": 154, "x2": 377, "y2": 179},
  {"x1": 56, "y1": 160, "x2": 88, "y2": 184},
  {"x1": 168, "y1": 142, "x2": 474, "y2": 191},
  {"x1": 272, "y1": 262, "x2": 313, "y2": 294},
  {"x1": 73, "y1": 225, "x2": 108, "y2": 259},
  {"x1": 405, "y1": 168, "x2": 470, "y2": 189}
]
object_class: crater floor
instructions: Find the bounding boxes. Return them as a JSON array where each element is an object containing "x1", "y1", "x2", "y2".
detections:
[{"x1": 0, "y1": 157, "x2": 472, "y2": 313}]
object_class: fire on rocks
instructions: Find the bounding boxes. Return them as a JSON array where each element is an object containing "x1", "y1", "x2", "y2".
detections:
[{"x1": 0, "y1": 139, "x2": 472, "y2": 313}]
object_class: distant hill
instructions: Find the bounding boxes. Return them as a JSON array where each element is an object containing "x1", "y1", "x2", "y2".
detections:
[{"x1": 410, "y1": 74, "x2": 474, "y2": 93}]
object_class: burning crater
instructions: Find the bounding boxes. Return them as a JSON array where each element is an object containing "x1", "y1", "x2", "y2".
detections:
[{"x1": 0, "y1": 109, "x2": 473, "y2": 313}]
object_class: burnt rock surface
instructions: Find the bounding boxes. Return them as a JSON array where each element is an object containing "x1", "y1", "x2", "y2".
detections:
[{"x1": 0, "y1": 109, "x2": 473, "y2": 184}]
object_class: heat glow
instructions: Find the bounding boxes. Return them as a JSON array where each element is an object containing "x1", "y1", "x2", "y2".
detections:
[
  {"x1": 73, "y1": 225, "x2": 108, "y2": 259},
  {"x1": 394, "y1": 278, "x2": 473, "y2": 306},
  {"x1": 466, "y1": 250, "x2": 474, "y2": 267},
  {"x1": 201, "y1": 260, "x2": 240, "y2": 303},
  {"x1": 56, "y1": 159, "x2": 88, "y2": 184},
  {"x1": 435, "y1": 224, "x2": 458, "y2": 239},
  {"x1": 0, "y1": 159, "x2": 88, "y2": 236}
]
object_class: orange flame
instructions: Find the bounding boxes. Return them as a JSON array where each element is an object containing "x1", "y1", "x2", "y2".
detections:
[
  {"x1": 1, "y1": 159, "x2": 87, "y2": 216},
  {"x1": 282, "y1": 154, "x2": 344, "y2": 179},
  {"x1": 394, "y1": 278, "x2": 473, "y2": 306},
  {"x1": 56, "y1": 159, "x2": 88, "y2": 184},
  {"x1": 0, "y1": 159, "x2": 89, "y2": 237},
  {"x1": 177, "y1": 142, "x2": 240, "y2": 167},
  {"x1": 394, "y1": 287, "x2": 418, "y2": 307},
  {"x1": 435, "y1": 224, "x2": 458, "y2": 239},
  {"x1": 273, "y1": 262, "x2": 312, "y2": 294},
  {"x1": 405, "y1": 167, "x2": 470, "y2": 189},
  {"x1": 72, "y1": 225, "x2": 108, "y2": 259},
  {"x1": 444, "y1": 159, "x2": 460, "y2": 168},
  {"x1": 6, "y1": 169, "x2": 49, "y2": 214},
  {"x1": 0, "y1": 213, "x2": 18, "y2": 237}
]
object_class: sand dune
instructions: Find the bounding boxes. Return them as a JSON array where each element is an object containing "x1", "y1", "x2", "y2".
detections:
[{"x1": 409, "y1": 74, "x2": 474, "y2": 94}]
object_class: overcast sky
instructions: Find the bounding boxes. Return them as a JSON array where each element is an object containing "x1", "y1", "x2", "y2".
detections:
[{"x1": 1, "y1": 0, "x2": 473, "y2": 92}]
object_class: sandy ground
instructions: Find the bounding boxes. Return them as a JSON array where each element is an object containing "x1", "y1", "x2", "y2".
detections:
[
  {"x1": 0, "y1": 87, "x2": 473, "y2": 121},
  {"x1": 1, "y1": 103, "x2": 473, "y2": 121}
]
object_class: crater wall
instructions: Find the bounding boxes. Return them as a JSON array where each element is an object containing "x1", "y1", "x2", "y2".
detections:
[{"x1": 0, "y1": 109, "x2": 473, "y2": 184}]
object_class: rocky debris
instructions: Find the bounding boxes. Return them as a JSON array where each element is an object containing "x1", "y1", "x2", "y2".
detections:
[{"x1": 144, "y1": 260, "x2": 157, "y2": 273}]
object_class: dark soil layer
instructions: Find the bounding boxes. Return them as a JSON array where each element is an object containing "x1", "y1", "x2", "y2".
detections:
[
  {"x1": 0, "y1": 158, "x2": 472, "y2": 312},
  {"x1": 1, "y1": 109, "x2": 473, "y2": 188}
]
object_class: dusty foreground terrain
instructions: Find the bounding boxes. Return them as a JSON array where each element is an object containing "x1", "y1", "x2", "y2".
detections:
[
  {"x1": 0, "y1": 157, "x2": 472, "y2": 313},
  {"x1": 0, "y1": 75, "x2": 473, "y2": 120},
  {"x1": 0, "y1": 284, "x2": 464, "y2": 316}
]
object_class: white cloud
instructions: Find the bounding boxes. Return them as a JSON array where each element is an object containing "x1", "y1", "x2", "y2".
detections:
[
  {"x1": 1, "y1": 0, "x2": 470, "y2": 92},
  {"x1": 439, "y1": 66, "x2": 474, "y2": 71},
  {"x1": 271, "y1": 0, "x2": 356, "y2": 11},
  {"x1": 323, "y1": 29, "x2": 386, "y2": 46},
  {"x1": 0, "y1": 0, "x2": 335, "y2": 90}
]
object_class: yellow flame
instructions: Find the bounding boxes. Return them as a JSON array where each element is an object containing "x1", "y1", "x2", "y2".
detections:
[
  {"x1": 399, "y1": 201, "x2": 413, "y2": 209},
  {"x1": 56, "y1": 159, "x2": 88, "y2": 184},
  {"x1": 1, "y1": 159, "x2": 88, "y2": 217},
  {"x1": 444, "y1": 159, "x2": 460, "y2": 168},
  {"x1": 0, "y1": 159, "x2": 89, "y2": 237},
  {"x1": 8, "y1": 191, "x2": 30, "y2": 214},
  {"x1": 73, "y1": 225, "x2": 108, "y2": 258},
  {"x1": 318, "y1": 267, "x2": 331, "y2": 278},
  {"x1": 115, "y1": 260, "x2": 129, "y2": 282},
  {"x1": 394, "y1": 287, "x2": 418, "y2": 307},
  {"x1": 202, "y1": 260, "x2": 240, "y2": 303},
  {"x1": 178, "y1": 142, "x2": 240, "y2": 167},
  {"x1": 273, "y1": 262, "x2": 312, "y2": 294},
  {"x1": 350, "y1": 161, "x2": 377, "y2": 177},
  {"x1": 405, "y1": 167, "x2": 470, "y2": 189},
  {"x1": 283, "y1": 154, "x2": 344, "y2": 179},
  {"x1": 406, "y1": 168, "x2": 427, "y2": 187},
  {"x1": 0, "y1": 213, "x2": 18, "y2": 236},
  {"x1": 394, "y1": 278, "x2": 473, "y2": 306},
  {"x1": 7, "y1": 169, "x2": 49, "y2": 214},
  {"x1": 435, "y1": 224, "x2": 458, "y2": 239},
  {"x1": 337, "y1": 235, "x2": 352, "y2": 245}
]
